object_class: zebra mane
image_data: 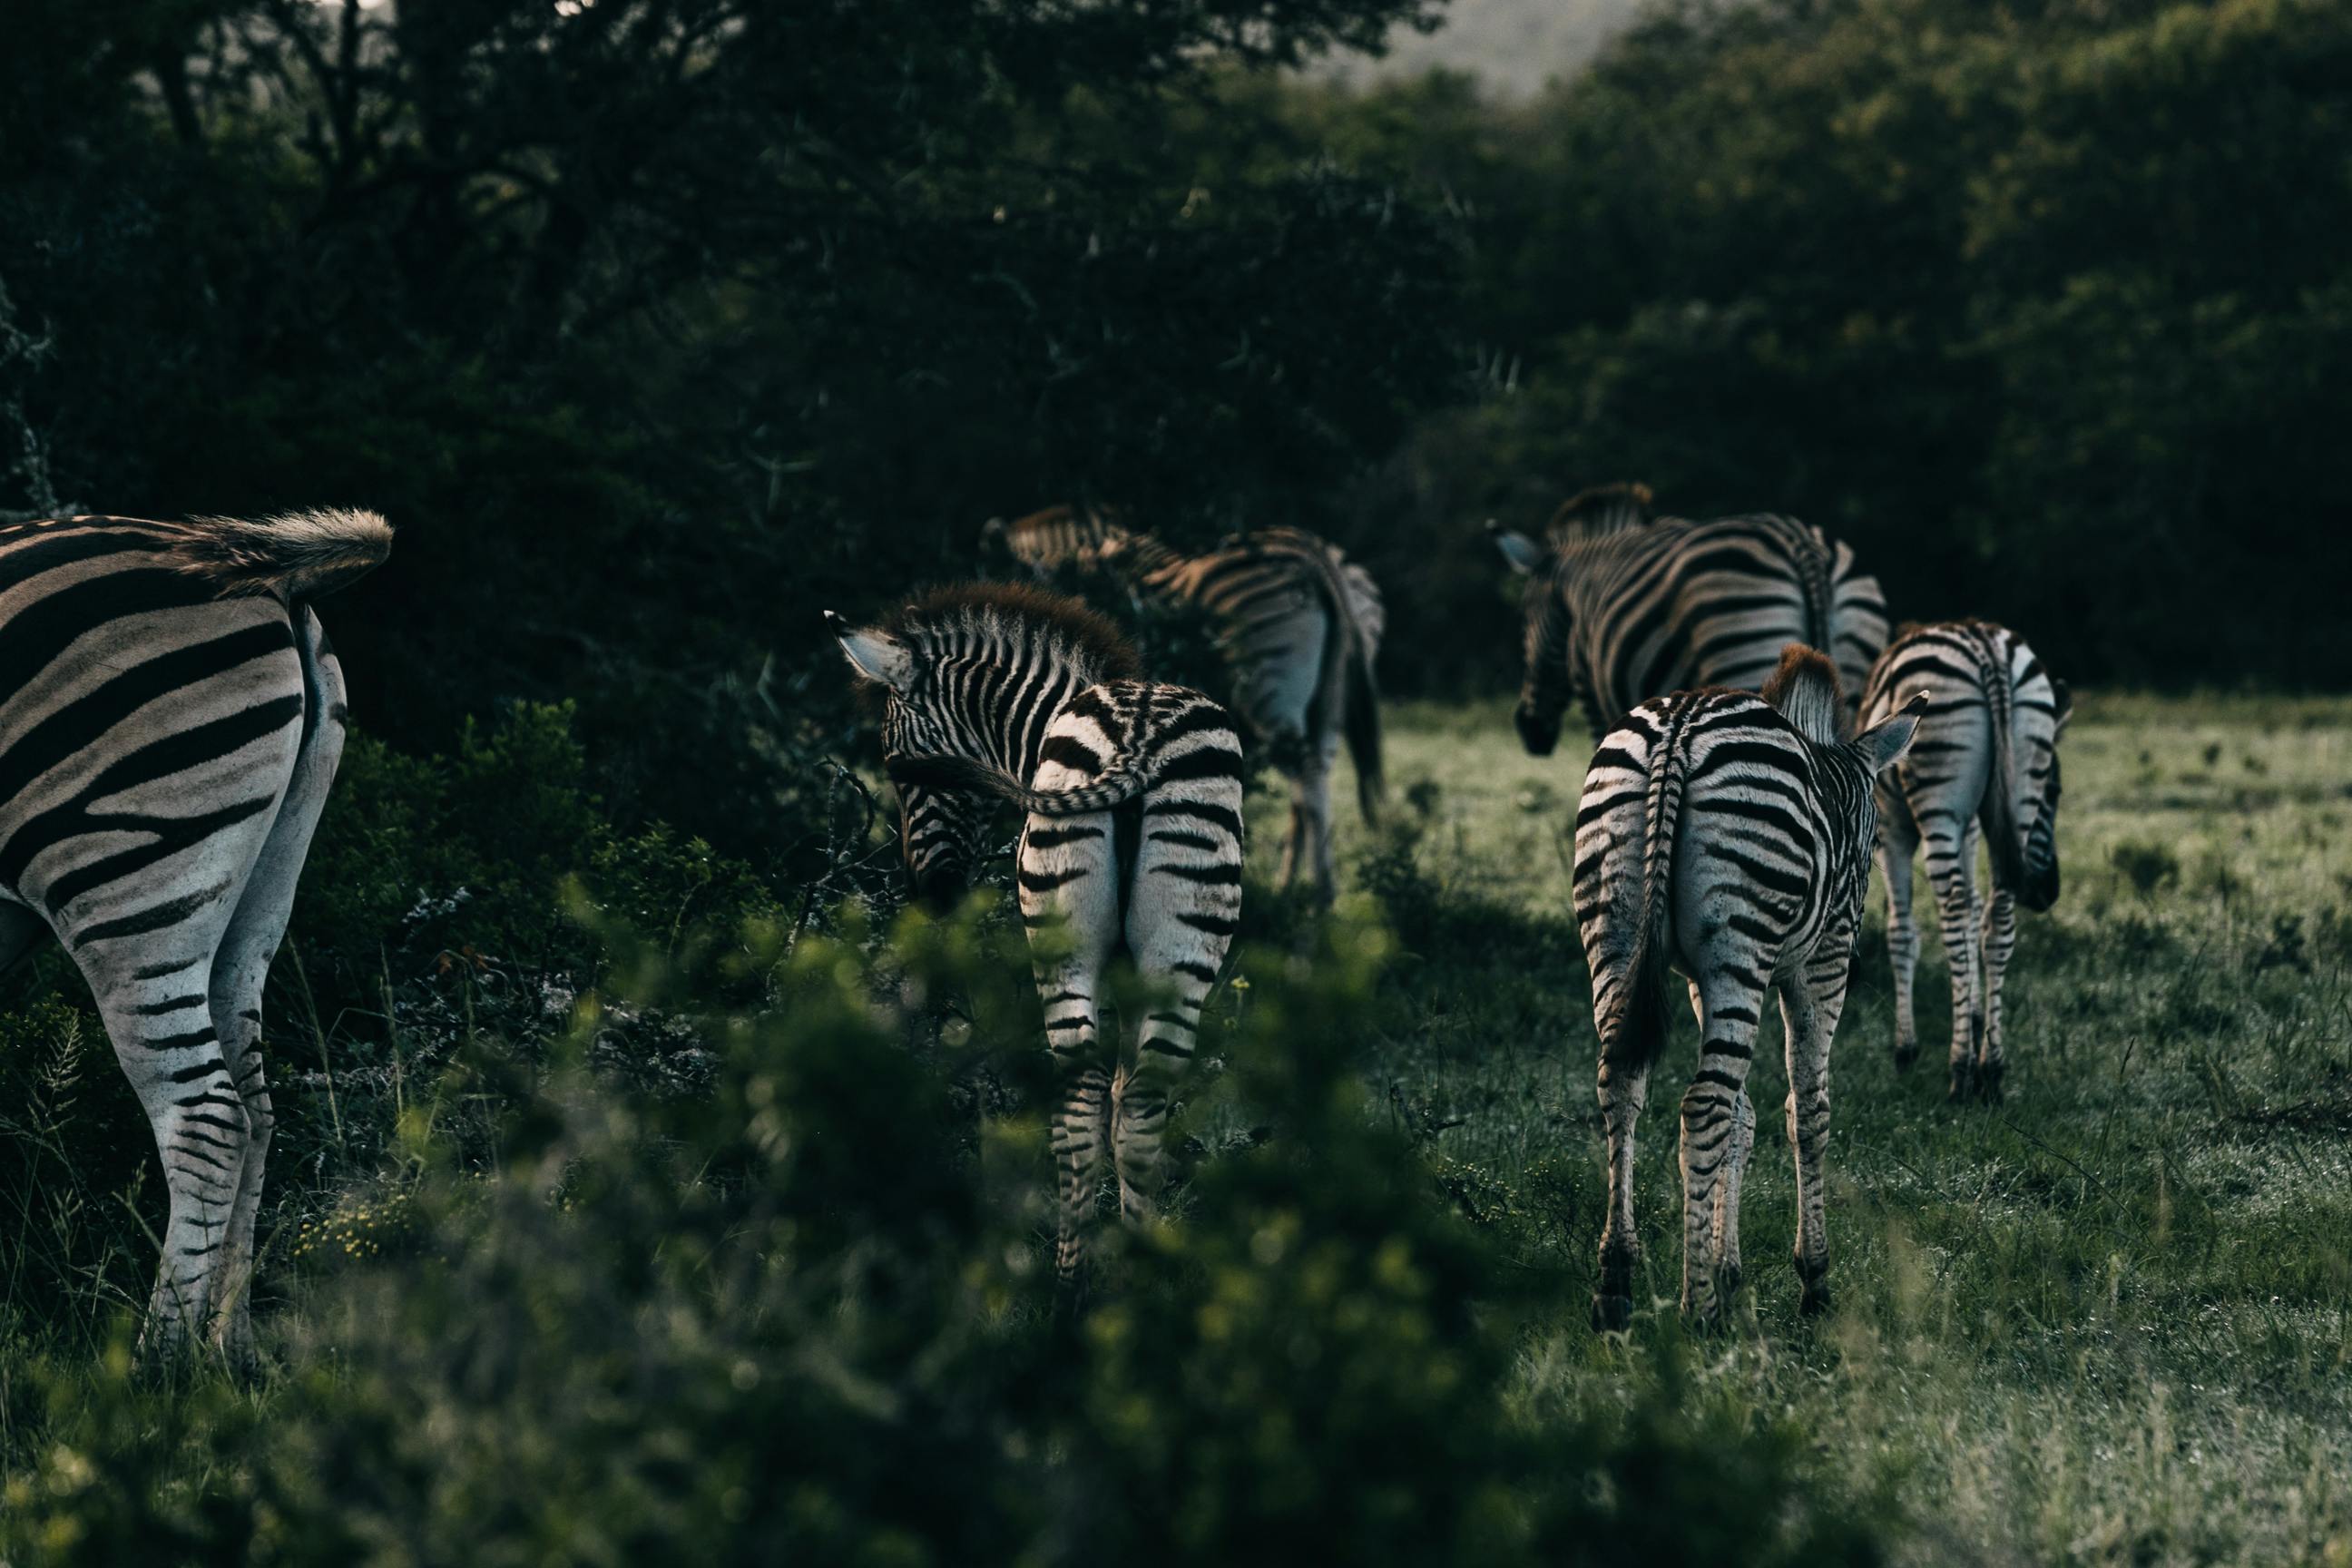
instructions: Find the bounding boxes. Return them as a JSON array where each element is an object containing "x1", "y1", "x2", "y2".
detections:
[
  {"x1": 887, "y1": 582, "x2": 1141, "y2": 682},
  {"x1": 1760, "y1": 643, "x2": 1845, "y2": 747},
  {"x1": 1547, "y1": 481, "x2": 1655, "y2": 542}
]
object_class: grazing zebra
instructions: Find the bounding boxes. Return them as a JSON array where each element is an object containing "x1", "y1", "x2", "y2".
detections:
[
  {"x1": 1860, "y1": 621, "x2": 2072, "y2": 1102},
  {"x1": 831, "y1": 583, "x2": 1245, "y2": 1279},
  {"x1": 0, "y1": 507, "x2": 388, "y2": 1361},
  {"x1": 1493, "y1": 483, "x2": 1889, "y2": 752},
  {"x1": 988, "y1": 505, "x2": 1382, "y2": 901},
  {"x1": 1573, "y1": 646, "x2": 1923, "y2": 1327}
]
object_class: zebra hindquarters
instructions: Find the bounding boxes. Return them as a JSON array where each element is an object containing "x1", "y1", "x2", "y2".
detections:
[
  {"x1": 1230, "y1": 595, "x2": 1335, "y2": 900},
  {"x1": 34, "y1": 622, "x2": 312, "y2": 1358},
  {"x1": 1120, "y1": 750, "x2": 1245, "y2": 1230},
  {"x1": 1016, "y1": 808, "x2": 1122, "y2": 1288}
]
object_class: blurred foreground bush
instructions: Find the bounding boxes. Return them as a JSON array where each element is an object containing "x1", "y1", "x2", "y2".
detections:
[{"x1": 0, "y1": 897, "x2": 1881, "y2": 1564}]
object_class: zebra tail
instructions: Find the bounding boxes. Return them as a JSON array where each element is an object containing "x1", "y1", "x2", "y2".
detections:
[
  {"x1": 166, "y1": 507, "x2": 395, "y2": 600},
  {"x1": 887, "y1": 752, "x2": 1152, "y2": 818},
  {"x1": 1973, "y1": 628, "x2": 2028, "y2": 895},
  {"x1": 1613, "y1": 702, "x2": 1691, "y2": 1071}
]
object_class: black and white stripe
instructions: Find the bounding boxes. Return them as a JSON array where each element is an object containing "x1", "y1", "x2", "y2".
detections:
[
  {"x1": 832, "y1": 583, "x2": 1244, "y2": 1280},
  {"x1": 0, "y1": 507, "x2": 388, "y2": 1361},
  {"x1": 1860, "y1": 620, "x2": 2071, "y2": 1102},
  {"x1": 993, "y1": 505, "x2": 1381, "y2": 901},
  {"x1": 1493, "y1": 483, "x2": 1889, "y2": 753},
  {"x1": 1573, "y1": 646, "x2": 1922, "y2": 1327}
]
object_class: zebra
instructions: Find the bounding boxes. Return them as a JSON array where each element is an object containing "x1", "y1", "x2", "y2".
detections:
[
  {"x1": 1492, "y1": 482, "x2": 1890, "y2": 753},
  {"x1": 831, "y1": 583, "x2": 1245, "y2": 1280},
  {"x1": 986, "y1": 505, "x2": 1382, "y2": 902},
  {"x1": 1573, "y1": 645, "x2": 1923, "y2": 1328},
  {"x1": 1860, "y1": 620, "x2": 2072, "y2": 1102},
  {"x1": 0, "y1": 507, "x2": 388, "y2": 1362}
]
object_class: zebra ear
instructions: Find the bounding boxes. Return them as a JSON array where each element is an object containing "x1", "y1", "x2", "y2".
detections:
[
  {"x1": 828, "y1": 612, "x2": 914, "y2": 692},
  {"x1": 1852, "y1": 691, "x2": 1927, "y2": 774},
  {"x1": 1488, "y1": 524, "x2": 1546, "y2": 575}
]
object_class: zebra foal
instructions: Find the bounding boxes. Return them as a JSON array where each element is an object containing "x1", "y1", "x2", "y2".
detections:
[
  {"x1": 1860, "y1": 621, "x2": 2071, "y2": 1102},
  {"x1": 0, "y1": 507, "x2": 387, "y2": 1361},
  {"x1": 1574, "y1": 646, "x2": 1922, "y2": 1327},
  {"x1": 832, "y1": 583, "x2": 1244, "y2": 1279},
  {"x1": 1494, "y1": 483, "x2": 1888, "y2": 751},
  {"x1": 989, "y1": 505, "x2": 1382, "y2": 902}
]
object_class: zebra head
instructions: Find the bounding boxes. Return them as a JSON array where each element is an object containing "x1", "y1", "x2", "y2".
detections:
[
  {"x1": 830, "y1": 612, "x2": 996, "y2": 908},
  {"x1": 993, "y1": 504, "x2": 1126, "y2": 580},
  {"x1": 1490, "y1": 522, "x2": 1572, "y2": 756},
  {"x1": 2019, "y1": 677, "x2": 2072, "y2": 912}
]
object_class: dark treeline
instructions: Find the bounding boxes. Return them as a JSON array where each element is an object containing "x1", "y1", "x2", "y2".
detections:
[{"x1": 5, "y1": 0, "x2": 2349, "y2": 865}]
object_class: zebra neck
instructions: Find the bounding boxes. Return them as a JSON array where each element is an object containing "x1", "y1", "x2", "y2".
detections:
[
  {"x1": 1114, "y1": 532, "x2": 1188, "y2": 582},
  {"x1": 938, "y1": 659, "x2": 1088, "y2": 782}
]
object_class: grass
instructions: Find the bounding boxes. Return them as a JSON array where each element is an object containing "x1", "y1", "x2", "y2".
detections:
[
  {"x1": 1250, "y1": 692, "x2": 2352, "y2": 1566},
  {"x1": 0, "y1": 692, "x2": 2347, "y2": 1563}
]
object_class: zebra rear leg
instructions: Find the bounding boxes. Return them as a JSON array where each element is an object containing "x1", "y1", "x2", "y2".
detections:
[
  {"x1": 1593, "y1": 1043, "x2": 1651, "y2": 1332},
  {"x1": 1922, "y1": 815, "x2": 1983, "y2": 1101},
  {"x1": 1120, "y1": 774, "x2": 1242, "y2": 1230},
  {"x1": 1679, "y1": 974, "x2": 1764, "y2": 1326},
  {"x1": 205, "y1": 609, "x2": 349, "y2": 1367},
  {"x1": 1975, "y1": 889, "x2": 2017, "y2": 1103},
  {"x1": 1877, "y1": 802, "x2": 1923, "y2": 1070},
  {"x1": 1018, "y1": 812, "x2": 1120, "y2": 1289},
  {"x1": 1780, "y1": 958, "x2": 1854, "y2": 1317},
  {"x1": 80, "y1": 924, "x2": 254, "y2": 1359}
]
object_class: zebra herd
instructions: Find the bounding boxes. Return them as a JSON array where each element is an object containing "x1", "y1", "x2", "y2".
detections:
[
  {"x1": 834, "y1": 487, "x2": 2074, "y2": 1318},
  {"x1": 0, "y1": 485, "x2": 2068, "y2": 1354}
]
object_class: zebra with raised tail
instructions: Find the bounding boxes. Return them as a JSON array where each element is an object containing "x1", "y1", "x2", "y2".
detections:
[
  {"x1": 1492, "y1": 483, "x2": 1889, "y2": 752},
  {"x1": 1573, "y1": 646, "x2": 1922, "y2": 1327},
  {"x1": 988, "y1": 505, "x2": 1381, "y2": 901},
  {"x1": 1860, "y1": 621, "x2": 2072, "y2": 1102},
  {"x1": 0, "y1": 507, "x2": 388, "y2": 1361},
  {"x1": 832, "y1": 583, "x2": 1245, "y2": 1280}
]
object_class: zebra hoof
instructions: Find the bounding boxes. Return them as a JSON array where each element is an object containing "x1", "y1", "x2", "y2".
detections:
[
  {"x1": 1892, "y1": 1043, "x2": 1918, "y2": 1072},
  {"x1": 1975, "y1": 1064, "x2": 2005, "y2": 1104},
  {"x1": 1591, "y1": 1292, "x2": 1634, "y2": 1333}
]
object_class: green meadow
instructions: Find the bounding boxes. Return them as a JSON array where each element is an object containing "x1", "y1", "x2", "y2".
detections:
[{"x1": 1289, "y1": 694, "x2": 2352, "y2": 1564}]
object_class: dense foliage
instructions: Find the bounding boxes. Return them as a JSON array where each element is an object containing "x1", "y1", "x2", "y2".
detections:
[
  {"x1": 1289, "y1": 0, "x2": 2352, "y2": 689},
  {"x1": 0, "y1": 0, "x2": 1465, "y2": 862}
]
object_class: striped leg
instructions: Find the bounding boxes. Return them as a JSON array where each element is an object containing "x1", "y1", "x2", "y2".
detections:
[
  {"x1": 1920, "y1": 812, "x2": 1983, "y2": 1100},
  {"x1": 1680, "y1": 972, "x2": 1763, "y2": 1325},
  {"x1": 1019, "y1": 814, "x2": 1119, "y2": 1285},
  {"x1": 206, "y1": 612, "x2": 348, "y2": 1364},
  {"x1": 82, "y1": 918, "x2": 252, "y2": 1354},
  {"x1": 1298, "y1": 727, "x2": 1340, "y2": 903},
  {"x1": 1121, "y1": 779, "x2": 1243, "y2": 1226},
  {"x1": 1679, "y1": 978, "x2": 1751, "y2": 1290},
  {"x1": 1779, "y1": 962, "x2": 1848, "y2": 1316},
  {"x1": 1877, "y1": 795, "x2": 1923, "y2": 1069},
  {"x1": 1976, "y1": 889, "x2": 2017, "y2": 1102},
  {"x1": 1592, "y1": 1041, "x2": 1651, "y2": 1332}
]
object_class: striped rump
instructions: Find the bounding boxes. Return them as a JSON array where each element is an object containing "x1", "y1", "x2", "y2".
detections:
[{"x1": 0, "y1": 508, "x2": 387, "y2": 1365}]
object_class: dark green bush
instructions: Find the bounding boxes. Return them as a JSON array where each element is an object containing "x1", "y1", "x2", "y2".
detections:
[{"x1": 0, "y1": 901, "x2": 1886, "y2": 1564}]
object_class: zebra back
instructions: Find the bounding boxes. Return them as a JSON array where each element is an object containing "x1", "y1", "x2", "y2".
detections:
[{"x1": 1504, "y1": 505, "x2": 1887, "y2": 743}]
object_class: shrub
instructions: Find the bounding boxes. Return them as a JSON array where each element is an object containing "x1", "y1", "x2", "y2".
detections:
[{"x1": 0, "y1": 902, "x2": 1886, "y2": 1564}]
